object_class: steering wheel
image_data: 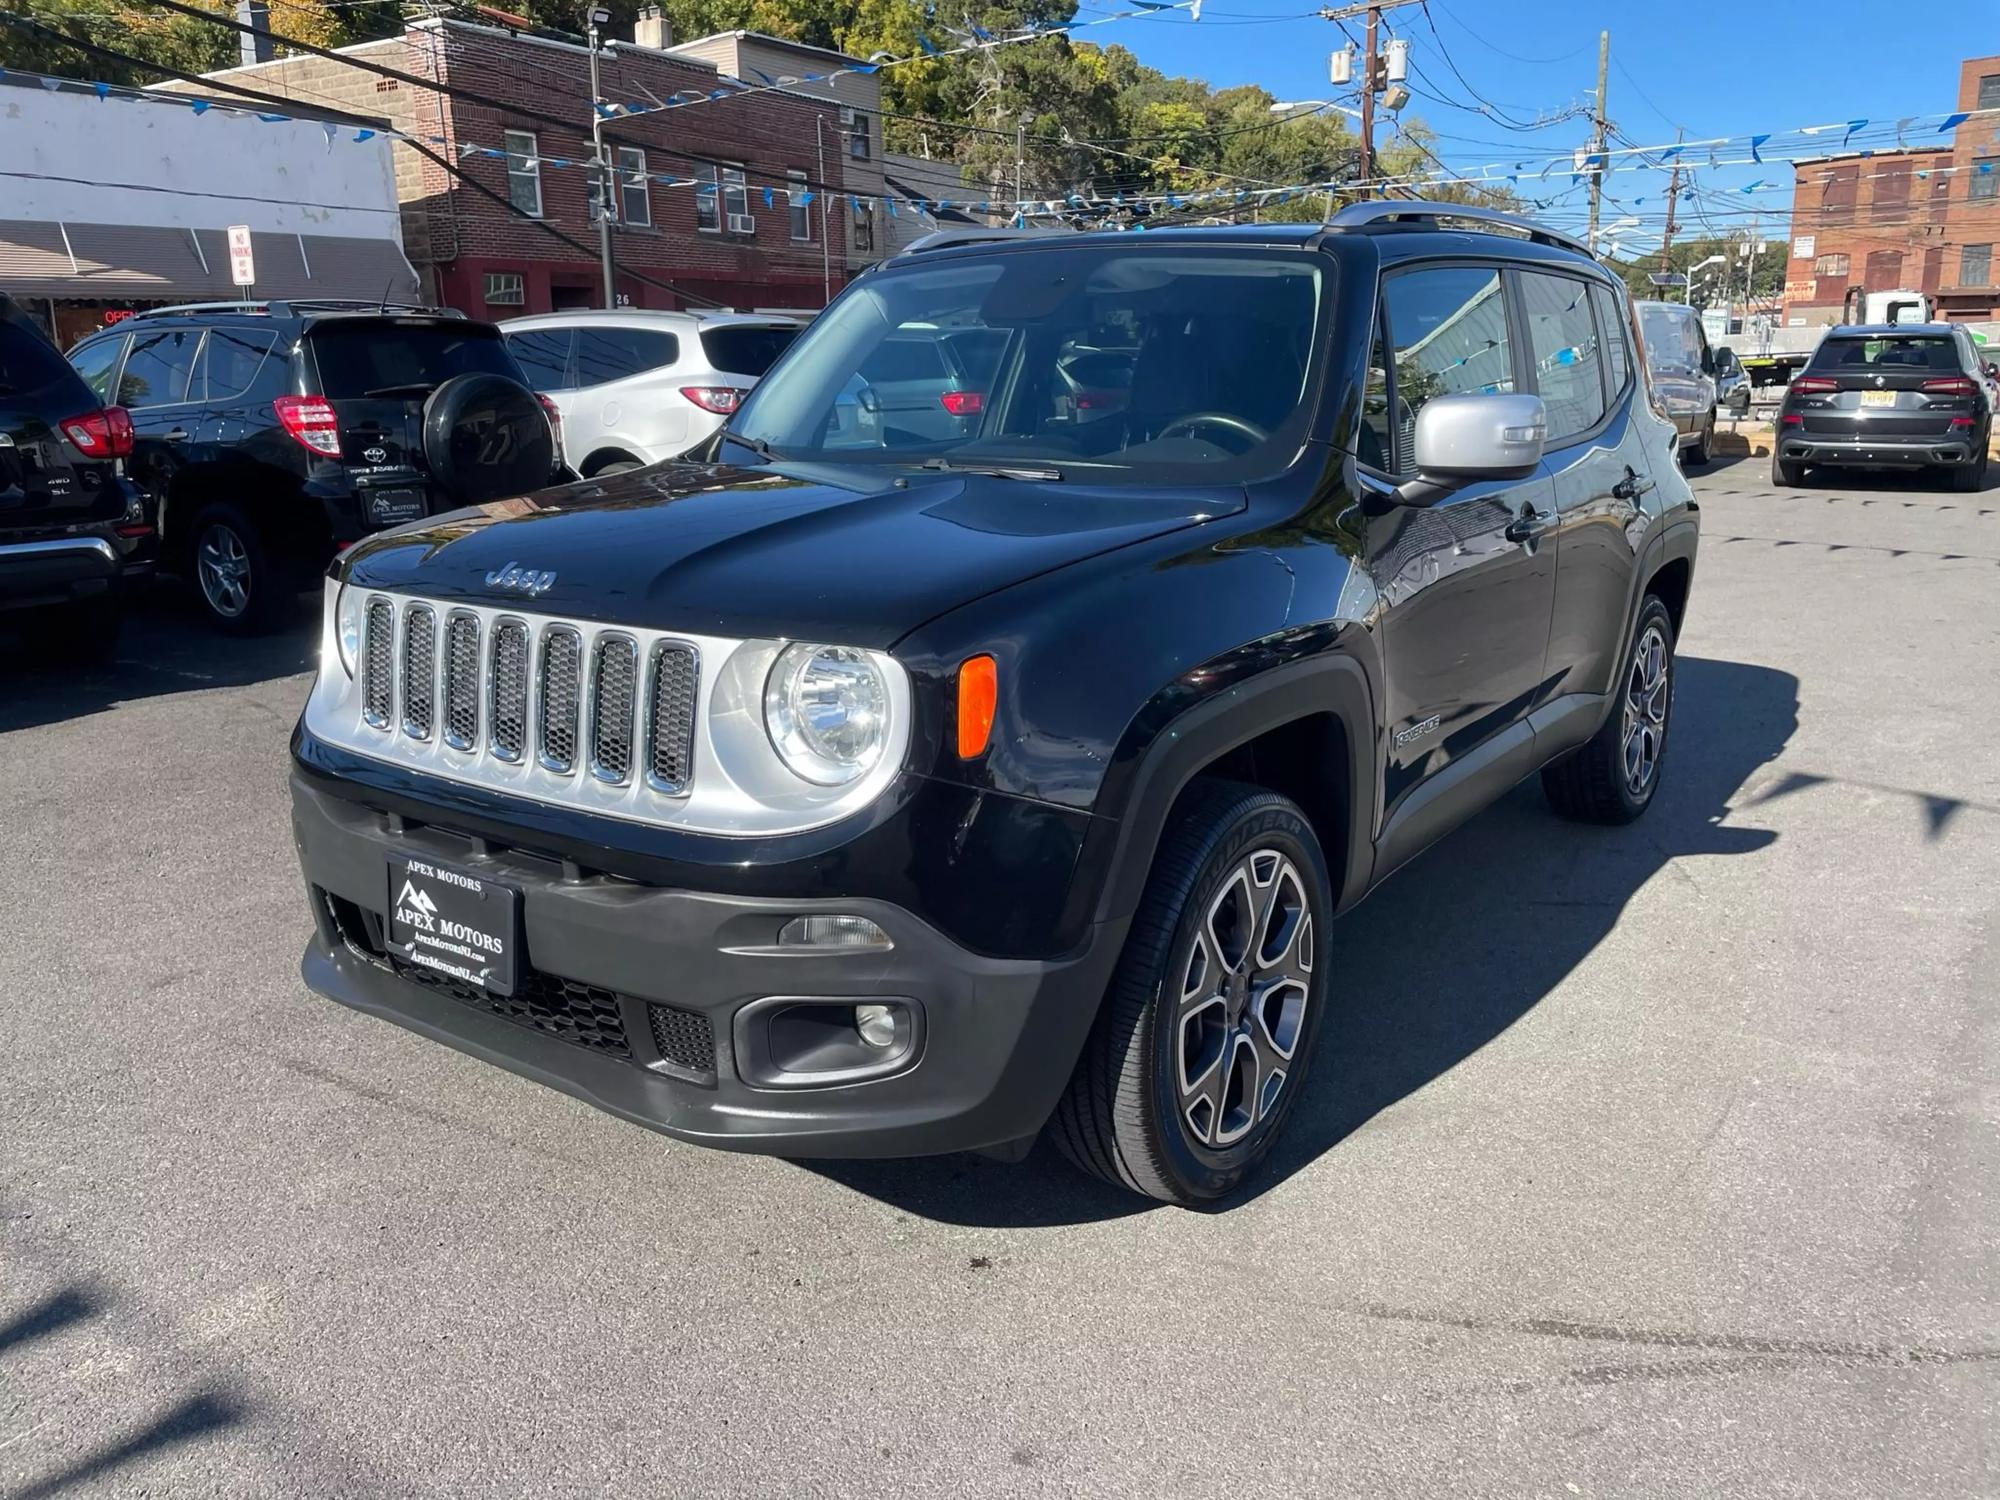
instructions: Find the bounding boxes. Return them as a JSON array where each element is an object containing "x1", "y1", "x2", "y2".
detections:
[{"x1": 1153, "y1": 411, "x2": 1271, "y2": 452}]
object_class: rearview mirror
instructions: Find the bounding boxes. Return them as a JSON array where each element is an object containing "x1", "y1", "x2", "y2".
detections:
[{"x1": 1398, "y1": 393, "x2": 1546, "y2": 504}]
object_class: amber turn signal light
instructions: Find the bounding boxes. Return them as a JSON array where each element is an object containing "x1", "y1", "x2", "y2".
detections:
[{"x1": 957, "y1": 655, "x2": 998, "y2": 759}]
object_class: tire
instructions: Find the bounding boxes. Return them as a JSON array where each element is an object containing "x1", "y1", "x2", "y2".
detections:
[
  {"x1": 1542, "y1": 595, "x2": 1676, "y2": 825},
  {"x1": 588, "y1": 459, "x2": 644, "y2": 478},
  {"x1": 22, "y1": 597, "x2": 122, "y2": 665},
  {"x1": 189, "y1": 502, "x2": 290, "y2": 635},
  {"x1": 1951, "y1": 452, "x2": 1986, "y2": 492},
  {"x1": 1051, "y1": 779, "x2": 1333, "y2": 1207},
  {"x1": 1771, "y1": 454, "x2": 1806, "y2": 487},
  {"x1": 1687, "y1": 410, "x2": 1714, "y2": 467}
]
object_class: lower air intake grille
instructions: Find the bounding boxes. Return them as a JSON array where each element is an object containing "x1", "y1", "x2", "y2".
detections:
[
  {"x1": 590, "y1": 635, "x2": 639, "y2": 784},
  {"x1": 648, "y1": 1002, "x2": 717, "y2": 1077},
  {"x1": 391, "y1": 957, "x2": 633, "y2": 1059},
  {"x1": 443, "y1": 612, "x2": 479, "y2": 750},
  {"x1": 401, "y1": 605, "x2": 436, "y2": 740},
  {"x1": 489, "y1": 618, "x2": 529, "y2": 761}
]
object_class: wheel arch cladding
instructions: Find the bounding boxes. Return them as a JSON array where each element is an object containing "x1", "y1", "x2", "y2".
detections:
[{"x1": 1646, "y1": 554, "x2": 1692, "y2": 637}]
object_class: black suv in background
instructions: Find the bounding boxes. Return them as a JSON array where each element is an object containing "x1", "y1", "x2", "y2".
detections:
[
  {"x1": 67, "y1": 301, "x2": 561, "y2": 632},
  {"x1": 1773, "y1": 322, "x2": 1992, "y2": 490},
  {"x1": 1, "y1": 294, "x2": 150, "y2": 661},
  {"x1": 290, "y1": 207, "x2": 1698, "y2": 1207}
]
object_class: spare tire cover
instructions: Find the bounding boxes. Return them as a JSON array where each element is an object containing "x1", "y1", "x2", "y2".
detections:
[{"x1": 421, "y1": 372, "x2": 554, "y2": 505}]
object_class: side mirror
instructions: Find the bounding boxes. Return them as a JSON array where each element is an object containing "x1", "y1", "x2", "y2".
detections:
[
  {"x1": 1398, "y1": 393, "x2": 1546, "y2": 505},
  {"x1": 1713, "y1": 346, "x2": 1737, "y2": 373},
  {"x1": 1985, "y1": 362, "x2": 1999, "y2": 380},
  {"x1": 856, "y1": 384, "x2": 881, "y2": 414}
]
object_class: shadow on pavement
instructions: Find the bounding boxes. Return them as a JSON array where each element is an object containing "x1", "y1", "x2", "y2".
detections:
[
  {"x1": 808, "y1": 655, "x2": 1797, "y2": 1225},
  {"x1": 0, "y1": 582, "x2": 317, "y2": 735}
]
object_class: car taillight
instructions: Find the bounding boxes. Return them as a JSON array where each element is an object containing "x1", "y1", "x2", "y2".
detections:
[
  {"x1": 1921, "y1": 376, "x2": 1976, "y2": 396},
  {"x1": 940, "y1": 390, "x2": 985, "y2": 416},
  {"x1": 58, "y1": 405, "x2": 134, "y2": 459},
  {"x1": 679, "y1": 386, "x2": 744, "y2": 415},
  {"x1": 273, "y1": 395, "x2": 342, "y2": 456},
  {"x1": 536, "y1": 393, "x2": 563, "y2": 448},
  {"x1": 1789, "y1": 376, "x2": 1839, "y2": 395}
]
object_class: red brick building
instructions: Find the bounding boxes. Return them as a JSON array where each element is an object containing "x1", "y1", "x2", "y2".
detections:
[
  {"x1": 178, "y1": 17, "x2": 851, "y2": 318},
  {"x1": 1782, "y1": 53, "x2": 2000, "y2": 324}
]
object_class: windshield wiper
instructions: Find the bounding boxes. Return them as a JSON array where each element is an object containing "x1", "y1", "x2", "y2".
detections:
[{"x1": 916, "y1": 456, "x2": 1064, "y2": 482}]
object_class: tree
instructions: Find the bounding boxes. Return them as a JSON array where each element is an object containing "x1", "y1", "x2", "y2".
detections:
[
  {"x1": 2, "y1": 0, "x2": 395, "y2": 84},
  {"x1": 1608, "y1": 234, "x2": 1785, "y2": 309}
]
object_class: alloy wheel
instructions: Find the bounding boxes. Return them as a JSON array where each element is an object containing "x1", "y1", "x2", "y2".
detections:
[
  {"x1": 1174, "y1": 848, "x2": 1314, "y2": 1149},
  {"x1": 1621, "y1": 622, "x2": 1670, "y2": 796},
  {"x1": 197, "y1": 522, "x2": 251, "y2": 618}
]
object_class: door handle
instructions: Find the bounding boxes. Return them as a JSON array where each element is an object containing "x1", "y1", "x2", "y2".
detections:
[
  {"x1": 1503, "y1": 503, "x2": 1553, "y2": 544},
  {"x1": 161, "y1": 429, "x2": 189, "y2": 442},
  {"x1": 1612, "y1": 466, "x2": 1655, "y2": 502}
]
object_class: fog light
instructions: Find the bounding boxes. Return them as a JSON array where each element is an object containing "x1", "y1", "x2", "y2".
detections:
[
  {"x1": 854, "y1": 1003, "x2": 897, "y2": 1048},
  {"x1": 778, "y1": 914, "x2": 892, "y2": 951}
]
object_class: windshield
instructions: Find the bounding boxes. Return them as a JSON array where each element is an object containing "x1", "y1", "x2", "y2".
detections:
[
  {"x1": 0, "y1": 303, "x2": 88, "y2": 404},
  {"x1": 307, "y1": 320, "x2": 519, "y2": 398},
  {"x1": 729, "y1": 244, "x2": 1326, "y2": 482}
]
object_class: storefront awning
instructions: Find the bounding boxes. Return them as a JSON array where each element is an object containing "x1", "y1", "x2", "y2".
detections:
[{"x1": 0, "y1": 220, "x2": 419, "y2": 303}]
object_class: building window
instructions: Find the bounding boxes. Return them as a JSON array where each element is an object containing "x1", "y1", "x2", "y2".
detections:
[
  {"x1": 1972, "y1": 158, "x2": 1999, "y2": 202},
  {"x1": 851, "y1": 196, "x2": 874, "y2": 252},
  {"x1": 841, "y1": 106, "x2": 869, "y2": 160},
  {"x1": 1963, "y1": 244, "x2": 1993, "y2": 288},
  {"x1": 788, "y1": 170, "x2": 811, "y2": 241},
  {"x1": 617, "y1": 146, "x2": 651, "y2": 228},
  {"x1": 1979, "y1": 73, "x2": 2000, "y2": 111},
  {"x1": 503, "y1": 130, "x2": 542, "y2": 217},
  {"x1": 1813, "y1": 252, "x2": 1849, "y2": 277},
  {"x1": 1819, "y1": 165, "x2": 1857, "y2": 226},
  {"x1": 484, "y1": 272, "x2": 526, "y2": 306},
  {"x1": 696, "y1": 163, "x2": 749, "y2": 232}
]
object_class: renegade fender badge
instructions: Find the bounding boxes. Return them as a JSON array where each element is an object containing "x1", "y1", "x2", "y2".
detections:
[
  {"x1": 1394, "y1": 715, "x2": 1441, "y2": 748},
  {"x1": 485, "y1": 561, "x2": 557, "y2": 597}
]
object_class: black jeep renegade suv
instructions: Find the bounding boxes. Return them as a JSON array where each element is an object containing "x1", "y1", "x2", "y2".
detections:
[{"x1": 290, "y1": 205, "x2": 1699, "y2": 1206}]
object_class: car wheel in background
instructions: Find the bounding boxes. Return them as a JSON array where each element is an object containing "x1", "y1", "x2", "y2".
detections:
[
  {"x1": 190, "y1": 502, "x2": 289, "y2": 635},
  {"x1": 1543, "y1": 595, "x2": 1676, "y2": 826},
  {"x1": 1687, "y1": 410, "x2": 1714, "y2": 467},
  {"x1": 1051, "y1": 779, "x2": 1332, "y2": 1207},
  {"x1": 1950, "y1": 452, "x2": 1986, "y2": 492},
  {"x1": 1771, "y1": 454, "x2": 1806, "y2": 487}
]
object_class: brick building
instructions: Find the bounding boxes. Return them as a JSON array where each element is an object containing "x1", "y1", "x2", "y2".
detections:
[
  {"x1": 172, "y1": 16, "x2": 853, "y2": 318},
  {"x1": 1782, "y1": 53, "x2": 2000, "y2": 324}
]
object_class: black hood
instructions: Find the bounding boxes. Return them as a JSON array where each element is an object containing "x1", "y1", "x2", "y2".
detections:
[{"x1": 336, "y1": 460, "x2": 1245, "y2": 647}]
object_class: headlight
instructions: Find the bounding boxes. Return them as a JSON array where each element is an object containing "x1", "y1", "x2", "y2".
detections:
[
  {"x1": 334, "y1": 581, "x2": 364, "y2": 678},
  {"x1": 763, "y1": 643, "x2": 891, "y2": 785}
]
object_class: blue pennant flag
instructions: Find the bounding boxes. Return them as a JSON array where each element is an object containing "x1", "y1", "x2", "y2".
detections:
[
  {"x1": 850, "y1": 194, "x2": 861, "y2": 211},
  {"x1": 353, "y1": 127, "x2": 374, "y2": 141},
  {"x1": 803, "y1": 72, "x2": 825, "y2": 82},
  {"x1": 1981, "y1": 161, "x2": 1997, "y2": 173},
  {"x1": 751, "y1": 69, "x2": 776, "y2": 85},
  {"x1": 917, "y1": 35, "x2": 941, "y2": 54},
  {"x1": 594, "y1": 103, "x2": 615, "y2": 117},
  {"x1": 970, "y1": 22, "x2": 993, "y2": 39},
  {"x1": 977, "y1": 200, "x2": 989, "y2": 211},
  {"x1": 94, "y1": 81, "x2": 111, "y2": 99},
  {"x1": 1938, "y1": 112, "x2": 1970, "y2": 132},
  {"x1": 1658, "y1": 145, "x2": 1682, "y2": 163},
  {"x1": 1840, "y1": 118, "x2": 1866, "y2": 147},
  {"x1": 480, "y1": 147, "x2": 505, "y2": 158},
  {"x1": 763, "y1": 186, "x2": 774, "y2": 208},
  {"x1": 191, "y1": 99, "x2": 210, "y2": 114},
  {"x1": 886, "y1": 198, "x2": 897, "y2": 217},
  {"x1": 1166, "y1": 193, "x2": 1182, "y2": 207},
  {"x1": 258, "y1": 112, "x2": 290, "y2": 122},
  {"x1": 709, "y1": 90, "x2": 729, "y2": 100},
  {"x1": 1740, "y1": 179, "x2": 1765, "y2": 193},
  {"x1": 1749, "y1": 133, "x2": 1770, "y2": 163},
  {"x1": 799, "y1": 190, "x2": 814, "y2": 205},
  {"x1": 852, "y1": 62, "x2": 879, "y2": 73}
]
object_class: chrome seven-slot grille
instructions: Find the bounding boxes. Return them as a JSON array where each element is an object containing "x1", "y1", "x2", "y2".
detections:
[{"x1": 358, "y1": 595, "x2": 699, "y2": 795}]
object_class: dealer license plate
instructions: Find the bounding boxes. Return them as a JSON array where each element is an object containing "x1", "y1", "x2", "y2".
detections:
[
  {"x1": 1860, "y1": 390, "x2": 1898, "y2": 408},
  {"x1": 386, "y1": 855, "x2": 520, "y2": 995},
  {"x1": 365, "y1": 488, "x2": 426, "y2": 526}
]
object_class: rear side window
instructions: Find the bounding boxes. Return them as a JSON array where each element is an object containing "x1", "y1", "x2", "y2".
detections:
[
  {"x1": 199, "y1": 328, "x2": 278, "y2": 400},
  {"x1": 117, "y1": 329, "x2": 201, "y2": 408},
  {"x1": 66, "y1": 336, "x2": 126, "y2": 404},
  {"x1": 506, "y1": 328, "x2": 575, "y2": 391},
  {"x1": 306, "y1": 321, "x2": 518, "y2": 398},
  {"x1": 1809, "y1": 336, "x2": 1958, "y2": 372},
  {"x1": 0, "y1": 310, "x2": 93, "y2": 402},
  {"x1": 1590, "y1": 284, "x2": 1631, "y2": 394},
  {"x1": 573, "y1": 327, "x2": 680, "y2": 388},
  {"x1": 1519, "y1": 272, "x2": 1607, "y2": 441},
  {"x1": 699, "y1": 325, "x2": 798, "y2": 377},
  {"x1": 1378, "y1": 266, "x2": 1514, "y2": 476}
]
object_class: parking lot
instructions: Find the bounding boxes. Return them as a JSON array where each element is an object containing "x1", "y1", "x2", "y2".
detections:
[{"x1": 2, "y1": 459, "x2": 1995, "y2": 1496}]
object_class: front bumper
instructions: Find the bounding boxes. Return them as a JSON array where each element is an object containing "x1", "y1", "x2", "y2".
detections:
[
  {"x1": 291, "y1": 772, "x2": 1127, "y2": 1158},
  {"x1": 1779, "y1": 433, "x2": 1978, "y2": 467}
]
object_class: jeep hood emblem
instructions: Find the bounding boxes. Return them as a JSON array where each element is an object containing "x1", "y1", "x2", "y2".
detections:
[{"x1": 485, "y1": 561, "x2": 557, "y2": 596}]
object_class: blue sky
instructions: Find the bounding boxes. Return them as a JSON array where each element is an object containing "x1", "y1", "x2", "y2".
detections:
[{"x1": 1087, "y1": 0, "x2": 1989, "y2": 254}]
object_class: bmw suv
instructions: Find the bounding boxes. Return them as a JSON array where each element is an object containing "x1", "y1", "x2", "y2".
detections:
[
  {"x1": 289, "y1": 208, "x2": 1698, "y2": 1206},
  {"x1": 67, "y1": 301, "x2": 561, "y2": 632}
]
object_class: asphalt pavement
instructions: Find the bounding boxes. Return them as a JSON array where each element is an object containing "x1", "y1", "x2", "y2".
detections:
[{"x1": 3, "y1": 458, "x2": 1996, "y2": 1497}]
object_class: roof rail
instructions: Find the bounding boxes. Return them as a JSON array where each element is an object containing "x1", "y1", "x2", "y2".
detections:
[
  {"x1": 1324, "y1": 200, "x2": 1593, "y2": 258},
  {"x1": 891, "y1": 226, "x2": 1080, "y2": 258},
  {"x1": 129, "y1": 298, "x2": 463, "y2": 322}
]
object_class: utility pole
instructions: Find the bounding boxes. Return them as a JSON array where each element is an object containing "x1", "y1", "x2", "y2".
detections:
[
  {"x1": 1319, "y1": 0, "x2": 1420, "y2": 200},
  {"x1": 816, "y1": 114, "x2": 830, "y2": 305},
  {"x1": 1586, "y1": 28, "x2": 1608, "y2": 247},
  {"x1": 1014, "y1": 119, "x2": 1025, "y2": 204},
  {"x1": 1658, "y1": 128, "x2": 1683, "y2": 277},
  {"x1": 586, "y1": 7, "x2": 618, "y2": 311}
]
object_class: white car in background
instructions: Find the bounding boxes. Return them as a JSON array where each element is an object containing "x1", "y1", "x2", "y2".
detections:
[{"x1": 501, "y1": 310, "x2": 801, "y2": 475}]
